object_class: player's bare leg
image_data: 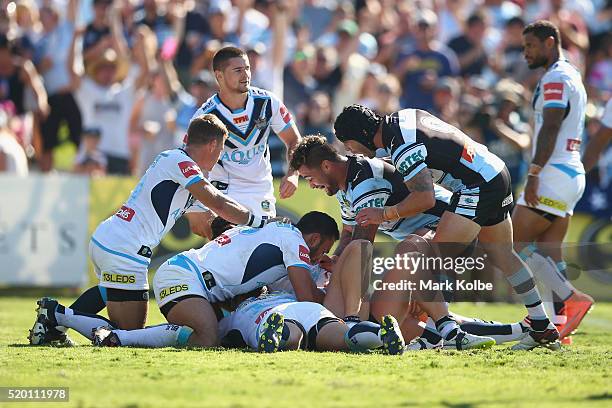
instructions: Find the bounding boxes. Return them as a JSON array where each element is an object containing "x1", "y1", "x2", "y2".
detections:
[
  {"x1": 106, "y1": 300, "x2": 148, "y2": 330},
  {"x1": 166, "y1": 297, "x2": 219, "y2": 347}
]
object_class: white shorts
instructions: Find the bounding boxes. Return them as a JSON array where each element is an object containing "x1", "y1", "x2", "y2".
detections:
[
  {"x1": 517, "y1": 164, "x2": 585, "y2": 217},
  {"x1": 219, "y1": 301, "x2": 336, "y2": 350},
  {"x1": 89, "y1": 239, "x2": 150, "y2": 290},
  {"x1": 152, "y1": 257, "x2": 211, "y2": 308}
]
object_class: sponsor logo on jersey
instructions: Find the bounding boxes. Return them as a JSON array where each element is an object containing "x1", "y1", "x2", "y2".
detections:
[
  {"x1": 102, "y1": 273, "x2": 136, "y2": 284},
  {"x1": 233, "y1": 114, "x2": 249, "y2": 124},
  {"x1": 543, "y1": 82, "x2": 564, "y2": 101},
  {"x1": 214, "y1": 233, "x2": 232, "y2": 246},
  {"x1": 255, "y1": 307, "x2": 272, "y2": 324},
  {"x1": 220, "y1": 144, "x2": 266, "y2": 164},
  {"x1": 566, "y1": 139, "x2": 581, "y2": 152},
  {"x1": 501, "y1": 194, "x2": 514, "y2": 207},
  {"x1": 299, "y1": 245, "x2": 311, "y2": 264},
  {"x1": 178, "y1": 161, "x2": 200, "y2": 178},
  {"x1": 280, "y1": 104, "x2": 292, "y2": 124},
  {"x1": 115, "y1": 205, "x2": 135, "y2": 222},
  {"x1": 461, "y1": 142, "x2": 475, "y2": 163},
  {"x1": 355, "y1": 197, "x2": 386, "y2": 212},
  {"x1": 538, "y1": 196, "x2": 567, "y2": 211},
  {"x1": 159, "y1": 284, "x2": 189, "y2": 300},
  {"x1": 261, "y1": 200, "x2": 270, "y2": 211},
  {"x1": 397, "y1": 145, "x2": 426, "y2": 175}
]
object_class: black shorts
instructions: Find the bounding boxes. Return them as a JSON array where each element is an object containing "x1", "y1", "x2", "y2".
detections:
[{"x1": 448, "y1": 166, "x2": 513, "y2": 227}]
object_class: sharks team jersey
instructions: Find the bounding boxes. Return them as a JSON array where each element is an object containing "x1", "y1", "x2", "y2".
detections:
[
  {"x1": 166, "y1": 222, "x2": 311, "y2": 302},
  {"x1": 192, "y1": 87, "x2": 293, "y2": 201},
  {"x1": 92, "y1": 149, "x2": 204, "y2": 264},
  {"x1": 336, "y1": 155, "x2": 452, "y2": 241},
  {"x1": 382, "y1": 109, "x2": 506, "y2": 186},
  {"x1": 532, "y1": 59, "x2": 587, "y2": 170}
]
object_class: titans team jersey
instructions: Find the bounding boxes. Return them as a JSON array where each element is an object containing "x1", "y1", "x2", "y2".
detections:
[
  {"x1": 382, "y1": 109, "x2": 506, "y2": 187},
  {"x1": 192, "y1": 87, "x2": 293, "y2": 194},
  {"x1": 170, "y1": 222, "x2": 311, "y2": 302},
  {"x1": 532, "y1": 59, "x2": 587, "y2": 170},
  {"x1": 92, "y1": 149, "x2": 204, "y2": 261},
  {"x1": 336, "y1": 155, "x2": 452, "y2": 241}
]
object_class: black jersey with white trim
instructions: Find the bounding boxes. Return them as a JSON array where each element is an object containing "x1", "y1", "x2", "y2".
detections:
[{"x1": 382, "y1": 109, "x2": 506, "y2": 186}]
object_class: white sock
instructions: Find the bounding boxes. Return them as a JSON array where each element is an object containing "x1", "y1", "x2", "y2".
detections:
[
  {"x1": 114, "y1": 324, "x2": 193, "y2": 347},
  {"x1": 460, "y1": 321, "x2": 526, "y2": 344},
  {"x1": 55, "y1": 305, "x2": 113, "y2": 340},
  {"x1": 527, "y1": 252, "x2": 575, "y2": 301}
]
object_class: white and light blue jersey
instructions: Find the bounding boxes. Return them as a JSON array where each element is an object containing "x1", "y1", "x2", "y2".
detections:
[
  {"x1": 165, "y1": 222, "x2": 312, "y2": 302},
  {"x1": 336, "y1": 155, "x2": 451, "y2": 241},
  {"x1": 532, "y1": 59, "x2": 587, "y2": 172},
  {"x1": 92, "y1": 149, "x2": 204, "y2": 265},
  {"x1": 191, "y1": 87, "x2": 294, "y2": 195}
]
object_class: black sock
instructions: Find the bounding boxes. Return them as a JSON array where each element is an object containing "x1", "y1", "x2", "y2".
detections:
[
  {"x1": 421, "y1": 327, "x2": 443, "y2": 344},
  {"x1": 69, "y1": 286, "x2": 106, "y2": 314}
]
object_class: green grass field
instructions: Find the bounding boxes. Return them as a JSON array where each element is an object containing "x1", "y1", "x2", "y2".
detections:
[{"x1": 1, "y1": 298, "x2": 610, "y2": 408}]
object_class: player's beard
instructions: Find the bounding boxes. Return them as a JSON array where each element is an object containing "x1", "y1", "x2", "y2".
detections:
[{"x1": 527, "y1": 55, "x2": 548, "y2": 70}]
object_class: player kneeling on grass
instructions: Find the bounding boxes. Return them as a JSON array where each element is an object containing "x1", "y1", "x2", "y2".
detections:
[
  {"x1": 91, "y1": 211, "x2": 337, "y2": 348},
  {"x1": 219, "y1": 291, "x2": 405, "y2": 355}
]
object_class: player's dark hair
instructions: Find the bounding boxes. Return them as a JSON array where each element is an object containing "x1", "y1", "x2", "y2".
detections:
[
  {"x1": 523, "y1": 20, "x2": 561, "y2": 47},
  {"x1": 212, "y1": 46, "x2": 247, "y2": 72},
  {"x1": 289, "y1": 135, "x2": 342, "y2": 170},
  {"x1": 333, "y1": 104, "x2": 383, "y2": 151},
  {"x1": 186, "y1": 114, "x2": 227, "y2": 145},
  {"x1": 210, "y1": 217, "x2": 235, "y2": 239},
  {"x1": 296, "y1": 211, "x2": 339, "y2": 241}
]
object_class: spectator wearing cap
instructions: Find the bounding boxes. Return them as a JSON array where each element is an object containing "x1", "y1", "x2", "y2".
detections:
[
  {"x1": 283, "y1": 46, "x2": 317, "y2": 125},
  {"x1": 34, "y1": 0, "x2": 81, "y2": 172},
  {"x1": 172, "y1": 68, "x2": 217, "y2": 141},
  {"x1": 394, "y1": 9, "x2": 459, "y2": 111},
  {"x1": 448, "y1": 11, "x2": 488, "y2": 77}
]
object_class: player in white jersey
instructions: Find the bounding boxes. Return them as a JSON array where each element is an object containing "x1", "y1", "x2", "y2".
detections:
[
  {"x1": 187, "y1": 46, "x2": 302, "y2": 238},
  {"x1": 87, "y1": 212, "x2": 339, "y2": 348},
  {"x1": 28, "y1": 115, "x2": 269, "y2": 345},
  {"x1": 513, "y1": 21, "x2": 593, "y2": 341}
]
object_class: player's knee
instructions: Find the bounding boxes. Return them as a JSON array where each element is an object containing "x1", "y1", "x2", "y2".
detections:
[
  {"x1": 345, "y1": 239, "x2": 373, "y2": 257},
  {"x1": 190, "y1": 329, "x2": 219, "y2": 348},
  {"x1": 397, "y1": 234, "x2": 432, "y2": 256}
]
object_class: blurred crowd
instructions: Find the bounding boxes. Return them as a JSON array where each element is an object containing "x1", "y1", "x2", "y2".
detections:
[{"x1": 0, "y1": 0, "x2": 610, "y2": 194}]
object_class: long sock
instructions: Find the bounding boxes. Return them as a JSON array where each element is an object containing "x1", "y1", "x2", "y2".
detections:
[
  {"x1": 70, "y1": 286, "x2": 107, "y2": 314},
  {"x1": 506, "y1": 265, "x2": 550, "y2": 331},
  {"x1": 113, "y1": 324, "x2": 193, "y2": 347},
  {"x1": 54, "y1": 304, "x2": 114, "y2": 340},
  {"x1": 460, "y1": 321, "x2": 527, "y2": 344},
  {"x1": 345, "y1": 321, "x2": 383, "y2": 352},
  {"x1": 435, "y1": 316, "x2": 461, "y2": 340},
  {"x1": 527, "y1": 252, "x2": 574, "y2": 302}
]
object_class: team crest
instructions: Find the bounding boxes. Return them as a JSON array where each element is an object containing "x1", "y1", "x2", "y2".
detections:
[{"x1": 261, "y1": 200, "x2": 270, "y2": 211}]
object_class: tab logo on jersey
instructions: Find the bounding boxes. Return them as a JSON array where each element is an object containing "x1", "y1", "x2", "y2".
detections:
[
  {"x1": 115, "y1": 205, "x2": 135, "y2": 222},
  {"x1": 159, "y1": 284, "x2": 189, "y2": 300},
  {"x1": 233, "y1": 114, "x2": 249, "y2": 124},
  {"x1": 102, "y1": 273, "x2": 136, "y2": 284},
  {"x1": 566, "y1": 139, "x2": 581, "y2": 152},
  {"x1": 178, "y1": 161, "x2": 200, "y2": 178},
  {"x1": 280, "y1": 104, "x2": 292, "y2": 124},
  {"x1": 543, "y1": 82, "x2": 564, "y2": 101},
  {"x1": 299, "y1": 245, "x2": 311, "y2": 264}
]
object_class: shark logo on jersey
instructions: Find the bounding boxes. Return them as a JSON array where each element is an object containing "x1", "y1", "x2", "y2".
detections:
[{"x1": 253, "y1": 99, "x2": 269, "y2": 129}]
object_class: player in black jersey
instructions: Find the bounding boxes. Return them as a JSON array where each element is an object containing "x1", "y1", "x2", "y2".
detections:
[{"x1": 333, "y1": 105, "x2": 560, "y2": 350}]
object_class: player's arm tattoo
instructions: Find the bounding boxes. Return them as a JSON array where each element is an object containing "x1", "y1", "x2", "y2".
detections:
[
  {"x1": 333, "y1": 225, "x2": 355, "y2": 257},
  {"x1": 532, "y1": 107, "x2": 565, "y2": 167},
  {"x1": 405, "y1": 168, "x2": 434, "y2": 192},
  {"x1": 351, "y1": 224, "x2": 378, "y2": 242}
]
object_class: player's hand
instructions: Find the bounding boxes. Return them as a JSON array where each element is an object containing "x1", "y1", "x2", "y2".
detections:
[
  {"x1": 407, "y1": 301, "x2": 424, "y2": 319},
  {"x1": 279, "y1": 173, "x2": 298, "y2": 199},
  {"x1": 356, "y1": 208, "x2": 384, "y2": 226},
  {"x1": 318, "y1": 254, "x2": 338, "y2": 273},
  {"x1": 524, "y1": 175, "x2": 540, "y2": 207}
]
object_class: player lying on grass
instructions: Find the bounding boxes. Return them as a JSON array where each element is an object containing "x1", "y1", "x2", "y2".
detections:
[
  {"x1": 31, "y1": 212, "x2": 337, "y2": 348},
  {"x1": 291, "y1": 136, "x2": 528, "y2": 350},
  {"x1": 29, "y1": 114, "x2": 270, "y2": 346}
]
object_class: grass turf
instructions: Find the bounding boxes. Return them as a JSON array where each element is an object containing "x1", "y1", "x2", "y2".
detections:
[{"x1": 0, "y1": 298, "x2": 610, "y2": 408}]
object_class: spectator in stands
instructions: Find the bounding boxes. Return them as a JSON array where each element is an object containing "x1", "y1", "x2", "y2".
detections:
[
  {"x1": 0, "y1": 108, "x2": 28, "y2": 176},
  {"x1": 375, "y1": 73, "x2": 401, "y2": 115},
  {"x1": 73, "y1": 127, "x2": 106, "y2": 176},
  {"x1": 283, "y1": 45, "x2": 317, "y2": 125},
  {"x1": 81, "y1": 0, "x2": 112, "y2": 69},
  {"x1": 175, "y1": 0, "x2": 209, "y2": 86},
  {"x1": 303, "y1": 91, "x2": 334, "y2": 144},
  {"x1": 394, "y1": 9, "x2": 459, "y2": 111},
  {"x1": 432, "y1": 76, "x2": 460, "y2": 127},
  {"x1": 130, "y1": 65, "x2": 177, "y2": 175},
  {"x1": 35, "y1": 0, "x2": 81, "y2": 172},
  {"x1": 448, "y1": 11, "x2": 489, "y2": 77}
]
